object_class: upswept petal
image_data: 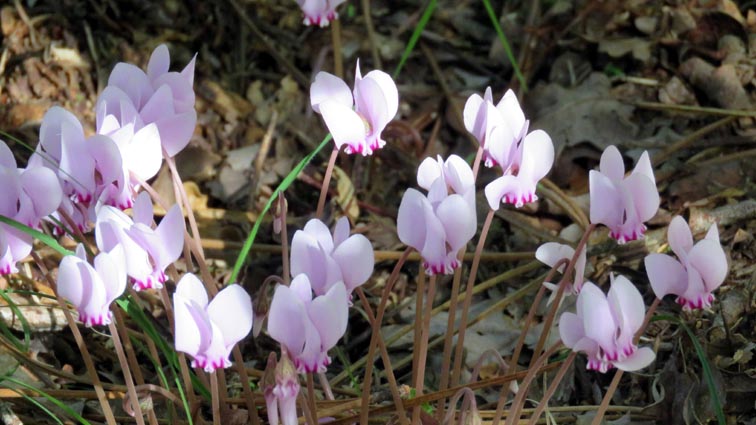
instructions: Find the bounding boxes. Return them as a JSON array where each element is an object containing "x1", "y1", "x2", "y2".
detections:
[
  {"x1": 607, "y1": 275, "x2": 644, "y2": 342},
  {"x1": 417, "y1": 157, "x2": 443, "y2": 191},
  {"x1": 175, "y1": 273, "x2": 209, "y2": 308},
  {"x1": 623, "y1": 172, "x2": 659, "y2": 224},
  {"x1": 308, "y1": 282, "x2": 348, "y2": 352},
  {"x1": 463, "y1": 93, "x2": 485, "y2": 141},
  {"x1": 173, "y1": 292, "x2": 212, "y2": 358},
  {"x1": 632, "y1": 151, "x2": 655, "y2": 183},
  {"x1": 518, "y1": 130, "x2": 554, "y2": 183},
  {"x1": 268, "y1": 284, "x2": 307, "y2": 360},
  {"x1": 152, "y1": 203, "x2": 186, "y2": 270},
  {"x1": 39, "y1": 106, "x2": 84, "y2": 161},
  {"x1": 318, "y1": 101, "x2": 367, "y2": 153},
  {"x1": 0, "y1": 140, "x2": 16, "y2": 168},
  {"x1": 153, "y1": 110, "x2": 197, "y2": 157},
  {"x1": 124, "y1": 124, "x2": 162, "y2": 182},
  {"x1": 87, "y1": 134, "x2": 124, "y2": 188},
  {"x1": 57, "y1": 255, "x2": 89, "y2": 311},
  {"x1": 19, "y1": 166, "x2": 62, "y2": 221},
  {"x1": 151, "y1": 72, "x2": 195, "y2": 114},
  {"x1": 147, "y1": 44, "x2": 171, "y2": 81},
  {"x1": 302, "y1": 219, "x2": 334, "y2": 253},
  {"x1": 644, "y1": 253, "x2": 687, "y2": 300},
  {"x1": 94, "y1": 245, "x2": 127, "y2": 304},
  {"x1": 363, "y1": 70, "x2": 398, "y2": 121},
  {"x1": 598, "y1": 145, "x2": 625, "y2": 182},
  {"x1": 332, "y1": 217, "x2": 350, "y2": 248},
  {"x1": 588, "y1": 170, "x2": 621, "y2": 228},
  {"x1": 397, "y1": 189, "x2": 429, "y2": 250},
  {"x1": 435, "y1": 194, "x2": 476, "y2": 253},
  {"x1": 558, "y1": 312, "x2": 584, "y2": 348},
  {"x1": 180, "y1": 54, "x2": 197, "y2": 87},
  {"x1": 667, "y1": 216, "x2": 693, "y2": 261},
  {"x1": 132, "y1": 192, "x2": 154, "y2": 227},
  {"x1": 207, "y1": 284, "x2": 253, "y2": 348},
  {"x1": 578, "y1": 283, "x2": 616, "y2": 354},
  {"x1": 613, "y1": 346, "x2": 655, "y2": 371},
  {"x1": 484, "y1": 175, "x2": 517, "y2": 210},
  {"x1": 353, "y1": 75, "x2": 390, "y2": 132},
  {"x1": 419, "y1": 200, "x2": 448, "y2": 274},
  {"x1": 687, "y1": 239, "x2": 727, "y2": 293},
  {"x1": 310, "y1": 72, "x2": 353, "y2": 113},
  {"x1": 331, "y1": 234, "x2": 374, "y2": 292},
  {"x1": 108, "y1": 63, "x2": 154, "y2": 109},
  {"x1": 485, "y1": 125, "x2": 516, "y2": 168},
  {"x1": 290, "y1": 230, "x2": 328, "y2": 294},
  {"x1": 535, "y1": 242, "x2": 574, "y2": 273},
  {"x1": 495, "y1": 89, "x2": 527, "y2": 140}
]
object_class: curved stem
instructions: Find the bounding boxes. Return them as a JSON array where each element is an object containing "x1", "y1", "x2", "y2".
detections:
[
  {"x1": 108, "y1": 320, "x2": 146, "y2": 425},
  {"x1": 412, "y1": 273, "x2": 437, "y2": 424},
  {"x1": 278, "y1": 193, "x2": 290, "y2": 285},
  {"x1": 526, "y1": 352, "x2": 576, "y2": 425},
  {"x1": 316, "y1": 147, "x2": 340, "y2": 219},
  {"x1": 504, "y1": 342, "x2": 563, "y2": 425},
  {"x1": 210, "y1": 371, "x2": 220, "y2": 425},
  {"x1": 437, "y1": 248, "x2": 466, "y2": 420},
  {"x1": 451, "y1": 209, "x2": 495, "y2": 387}
]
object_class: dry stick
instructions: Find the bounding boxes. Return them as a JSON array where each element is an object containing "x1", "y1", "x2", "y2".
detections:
[
  {"x1": 232, "y1": 347, "x2": 261, "y2": 425},
  {"x1": 112, "y1": 308, "x2": 159, "y2": 425},
  {"x1": 210, "y1": 371, "x2": 221, "y2": 425},
  {"x1": 505, "y1": 342, "x2": 564, "y2": 425},
  {"x1": 358, "y1": 248, "x2": 412, "y2": 425},
  {"x1": 529, "y1": 224, "x2": 596, "y2": 369},
  {"x1": 318, "y1": 373, "x2": 335, "y2": 400},
  {"x1": 316, "y1": 147, "x2": 340, "y2": 219},
  {"x1": 526, "y1": 352, "x2": 576, "y2": 425},
  {"x1": 331, "y1": 18, "x2": 344, "y2": 78},
  {"x1": 540, "y1": 178, "x2": 589, "y2": 230},
  {"x1": 30, "y1": 252, "x2": 118, "y2": 425},
  {"x1": 299, "y1": 386, "x2": 317, "y2": 425},
  {"x1": 652, "y1": 116, "x2": 736, "y2": 167},
  {"x1": 412, "y1": 273, "x2": 437, "y2": 424},
  {"x1": 361, "y1": 0, "x2": 383, "y2": 69},
  {"x1": 450, "y1": 209, "x2": 495, "y2": 387},
  {"x1": 631, "y1": 101, "x2": 756, "y2": 118},
  {"x1": 591, "y1": 298, "x2": 661, "y2": 425},
  {"x1": 411, "y1": 266, "x2": 426, "y2": 388},
  {"x1": 306, "y1": 373, "x2": 318, "y2": 423},
  {"x1": 107, "y1": 319, "x2": 147, "y2": 425}
]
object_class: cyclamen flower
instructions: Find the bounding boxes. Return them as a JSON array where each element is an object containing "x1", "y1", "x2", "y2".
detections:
[
  {"x1": 0, "y1": 140, "x2": 62, "y2": 228},
  {"x1": 173, "y1": 274, "x2": 253, "y2": 372},
  {"x1": 0, "y1": 224, "x2": 32, "y2": 276},
  {"x1": 263, "y1": 352, "x2": 300, "y2": 425},
  {"x1": 463, "y1": 88, "x2": 528, "y2": 168},
  {"x1": 57, "y1": 245, "x2": 127, "y2": 327},
  {"x1": 398, "y1": 155, "x2": 477, "y2": 275},
  {"x1": 484, "y1": 129, "x2": 554, "y2": 209},
  {"x1": 310, "y1": 62, "x2": 398, "y2": 155},
  {"x1": 296, "y1": 0, "x2": 347, "y2": 27},
  {"x1": 417, "y1": 154, "x2": 476, "y2": 204},
  {"x1": 95, "y1": 192, "x2": 185, "y2": 290},
  {"x1": 644, "y1": 216, "x2": 727, "y2": 310},
  {"x1": 559, "y1": 277, "x2": 655, "y2": 373},
  {"x1": 535, "y1": 242, "x2": 586, "y2": 295},
  {"x1": 31, "y1": 107, "x2": 123, "y2": 207},
  {"x1": 102, "y1": 44, "x2": 197, "y2": 158},
  {"x1": 589, "y1": 146, "x2": 659, "y2": 244},
  {"x1": 290, "y1": 217, "x2": 374, "y2": 296},
  {"x1": 267, "y1": 275, "x2": 348, "y2": 373}
]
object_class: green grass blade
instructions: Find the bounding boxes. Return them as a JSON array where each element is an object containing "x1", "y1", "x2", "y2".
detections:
[
  {"x1": 10, "y1": 389, "x2": 65, "y2": 425},
  {"x1": 1, "y1": 377, "x2": 92, "y2": 424},
  {"x1": 229, "y1": 134, "x2": 332, "y2": 284},
  {"x1": 393, "y1": 0, "x2": 437, "y2": 78},
  {"x1": 652, "y1": 314, "x2": 725, "y2": 425},
  {"x1": 0, "y1": 289, "x2": 31, "y2": 350},
  {"x1": 0, "y1": 215, "x2": 73, "y2": 257},
  {"x1": 480, "y1": 0, "x2": 528, "y2": 91}
]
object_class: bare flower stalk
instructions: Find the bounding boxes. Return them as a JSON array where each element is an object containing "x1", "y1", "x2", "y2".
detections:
[
  {"x1": 437, "y1": 248, "x2": 466, "y2": 420},
  {"x1": 412, "y1": 273, "x2": 437, "y2": 424},
  {"x1": 526, "y1": 352, "x2": 576, "y2": 425},
  {"x1": 279, "y1": 193, "x2": 291, "y2": 285},
  {"x1": 451, "y1": 208, "x2": 495, "y2": 387},
  {"x1": 210, "y1": 371, "x2": 221, "y2": 425},
  {"x1": 331, "y1": 18, "x2": 343, "y2": 78},
  {"x1": 504, "y1": 342, "x2": 564, "y2": 425},
  {"x1": 306, "y1": 373, "x2": 318, "y2": 423},
  {"x1": 591, "y1": 297, "x2": 661, "y2": 425},
  {"x1": 316, "y1": 147, "x2": 340, "y2": 219},
  {"x1": 30, "y1": 252, "x2": 117, "y2": 425},
  {"x1": 107, "y1": 319, "x2": 146, "y2": 425},
  {"x1": 411, "y1": 267, "x2": 426, "y2": 388}
]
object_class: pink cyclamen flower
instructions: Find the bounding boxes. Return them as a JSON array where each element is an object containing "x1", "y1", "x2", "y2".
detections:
[
  {"x1": 535, "y1": 242, "x2": 586, "y2": 295},
  {"x1": 644, "y1": 216, "x2": 727, "y2": 310},
  {"x1": 103, "y1": 44, "x2": 197, "y2": 158},
  {"x1": 95, "y1": 192, "x2": 185, "y2": 290},
  {"x1": 463, "y1": 88, "x2": 528, "y2": 168},
  {"x1": 0, "y1": 224, "x2": 32, "y2": 276},
  {"x1": 297, "y1": 0, "x2": 347, "y2": 27},
  {"x1": 173, "y1": 274, "x2": 253, "y2": 372},
  {"x1": 484, "y1": 129, "x2": 554, "y2": 209},
  {"x1": 263, "y1": 352, "x2": 300, "y2": 425},
  {"x1": 267, "y1": 275, "x2": 348, "y2": 373},
  {"x1": 57, "y1": 244, "x2": 127, "y2": 327},
  {"x1": 0, "y1": 140, "x2": 62, "y2": 228},
  {"x1": 398, "y1": 156, "x2": 477, "y2": 275},
  {"x1": 31, "y1": 107, "x2": 124, "y2": 207},
  {"x1": 589, "y1": 145, "x2": 659, "y2": 244},
  {"x1": 290, "y1": 217, "x2": 374, "y2": 297},
  {"x1": 310, "y1": 61, "x2": 398, "y2": 155},
  {"x1": 417, "y1": 154, "x2": 476, "y2": 204},
  {"x1": 559, "y1": 276, "x2": 655, "y2": 373}
]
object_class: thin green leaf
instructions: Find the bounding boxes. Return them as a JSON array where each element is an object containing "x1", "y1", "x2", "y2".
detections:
[
  {"x1": 0, "y1": 215, "x2": 73, "y2": 257},
  {"x1": 480, "y1": 0, "x2": 528, "y2": 91},
  {"x1": 393, "y1": 0, "x2": 437, "y2": 79},
  {"x1": 0, "y1": 289, "x2": 31, "y2": 350},
  {"x1": 1, "y1": 377, "x2": 92, "y2": 424},
  {"x1": 229, "y1": 134, "x2": 332, "y2": 284},
  {"x1": 10, "y1": 389, "x2": 65, "y2": 425}
]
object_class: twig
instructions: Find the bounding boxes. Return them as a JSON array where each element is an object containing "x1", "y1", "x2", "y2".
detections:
[
  {"x1": 631, "y1": 101, "x2": 756, "y2": 118},
  {"x1": 526, "y1": 352, "x2": 576, "y2": 425},
  {"x1": 316, "y1": 147, "x2": 340, "y2": 219},
  {"x1": 331, "y1": 18, "x2": 344, "y2": 78},
  {"x1": 361, "y1": 0, "x2": 383, "y2": 69},
  {"x1": 652, "y1": 116, "x2": 737, "y2": 166},
  {"x1": 412, "y1": 273, "x2": 437, "y2": 424},
  {"x1": 108, "y1": 320, "x2": 146, "y2": 425}
]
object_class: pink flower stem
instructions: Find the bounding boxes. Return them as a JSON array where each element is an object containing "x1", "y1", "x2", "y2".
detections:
[
  {"x1": 279, "y1": 194, "x2": 290, "y2": 285},
  {"x1": 318, "y1": 372, "x2": 335, "y2": 400},
  {"x1": 107, "y1": 318, "x2": 146, "y2": 425},
  {"x1": 412, "y1": 273, "x2": 437, "y2": 424},
  {"x1": 31, "y1": 252, "x2": 117, "y2": 425},
  {"x1": 359, "y1": 248, "x2": 413, "y2": 425},
  {"x1": 591, "y1": 297, "x2": 661, "y2": 425},
  {"x1": 450, "y1": 208, "x2": 495, "y2": 387},
  {"x1": 316, "y1": 147, "x2": 340, "y2": 219},
  {"x1": 331, "y1": 18, "x2": 343, "y2": 78},
  {"x1": 504, "y1": 342, "x2": 564, "y2": 425},
  {"x1": 471, "y1": 146, "x2": 484, "y2": 180},
  {"x1": 526, "y1": 352, "x2": 577, "y2": 425},
  {"x1": 306, "y1": 373, "x2": 318, "y2": 423},
  {"x1": 529, "y1": 224, "x2": 596, "y2": 369},
  {"x1": 233, "y1": 346, "x2": 261, "y2": 425},
  {"x1": 411, "y1": 266, "x2": 426, "y2": 387},
  {"x1": 210, "y1": 371, "x2": 221, "y2": 425}
]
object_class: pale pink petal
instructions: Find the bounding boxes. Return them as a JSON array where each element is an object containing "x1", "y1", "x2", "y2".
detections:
[
  {"x1": 558, "y1": 312, "x2": 584, "y2": 349},
  {"x1": 132, "y1": 192, "x2": 154, "y2": 226},
  {"x1": 290, "y1": 274, "x2": 314, "y2": 305},
  {"x1": 397, "y1": 189, "x2": 428, "y2": 250},
  {"x1": 151, "y1": 72, "x2": 195, "y2": 114},
  {"x1": 268, "y1": 284, "x2": 308, "y2": 358},
  {"x1": 0, "y1": 140, "x2": 16, "y2": 168},
  {"x1": 518, "y1": 130, "x2": 554, "y2": 183},
  {"x1": 435, "y1": 194, "x2": 476, "y2": 253},
  {"x1": 39, "y1": 106, "x2": 83, "y2": 161},
  {"x1": 57, "y1": 255, "x2": 89, "y2": 311},
  {"x1": 152, "y1": 203, "x2": 186, "y2": 270},
  {"x1": 353, "y1": 75, "x2": 390, "y2": 133},
  {"x1": 310, "y1": 72, "x2": 353, "y2": 113},
  {"x1": 147, "y1": 44, "x2": 171, "y2": 81},
  {"x1": 463, "y1": 93, "x2": 485, "y2": 139},
  {"x1": 705, "y1": 223, "x2": 720, "y2": 242},
  {"x1": 19, "y1": 167, "x2": 62, "y2": 221},
  {"x1": 624, "y1": 172, "x2": 659, "y2": 224},
  {"x1": 688, "y1": 239, "x2": 727, "y2": 293},
  {"x1": 173, "y1": 292, "x2": 211, "y2": 358},
  {"x1": 331, "y1": 234, "x2": 374, "y2": 293},
  {"x1": 644, "y1": 253, "x2": 687, "y2": 300},
  {"x1": 485, "y1": 124, "x2": 516, "y2": 168},
  {"x1": 578, "y1": 283, "x2": 616, "y2": 354},
  {"x1": 588, "y1": 170, "x2": 622, "y2": 228},
  {"x1": 484, "y1": 175, "x2": 517, "y2": 210},
  {"x1": 125, "y1": 123, "x2": 163, "y2": 181},
  {"x1": 417, "y1": 157, "x2": 443, "y2": 192},
  {"x1": 495, "y1": 89, "x2": 527, "y2": 139},
  {"x1": 607, "y1": 275, "x2": 644, "y2": 341},
  {"x1": 614, "y1": 346, "x2": 655, "y2": 371},
  {"x1": 332, "y1": 217, "x2": 350, "y2": 248},
  {"x1": 444, "y1": 155, "x2": 475, "y2": 194},
  {"x1": 290, "y1": 231, "x2": 328, "y2": 295},
  {"x1": 667, "y1": 216, "x2": 693, "y2": 261},
  {"x1": 308, "y1": 283, "x2": 348, "y2": 350},
  {"x1": 599, "y1": 145, "x2": 625, "y2": 182},
  {"x1": 175, "y1": 273, "x2": 209, "y2": 308},
  {"x1": 302, "y1": 219, "x2": 334, "y2": 253},
  {"x1": 87, "y1": 134, "x2": 123, "y2": 188},
  {"x1": 363, "y1": 70, "x2": 398, "y2": 120},
  {"x1": 318, "y1": 101, "x2": 367, "y2": 153},
  {"x1": 108, "y1": 63, "x2": 154, "y2": 109},
  {"x1": 631, "y1": 151, "x2": 654, "y2": 183},
  {"x1": 154, "y1": 110, "x2": 197, "y2": 157},
  {"x1": 207, "y1": 284, "x2": 253, "y2": 347},
  {"x1": 180, "y1": 54, "x2": 197, "y2": 87},
  {"x1": 419, "y1": 202, "x2": 448, "y2": 275},
  {"x1": 140, "y1": 85, "x2": 176, "y2": 124},
  {"x1": 94, "y1": 245, "x2": 127, "y2": 304},
  {"x1": 535, "y1": 242, "x2": 574, "y2": 273}
]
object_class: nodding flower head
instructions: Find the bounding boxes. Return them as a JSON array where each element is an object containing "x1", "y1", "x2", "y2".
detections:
[
  {"x1": 310, "y1": 61, "x2": 398, "y2": 156},
  {"x1": 296, "y1": 0, "x2": 347, "y2": 27},
  {"x1": 173, "y1": 274, "x2": 253, "y2": 372},
  {"x1": 536, "y1": 241, "x2": 587, "y2": 296},
  {"x1": 559, "y1": 276, "x2": 655, "y2": 373},
  {"x1": 589, "y1": 145, "x2": 659, "y2": 244},
  {"x1": 644, "y1": 216, "x2": 728, "y2": 310},
  {"x1": 463, "y1": 88, "x2": 528, "y2": 169}
]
